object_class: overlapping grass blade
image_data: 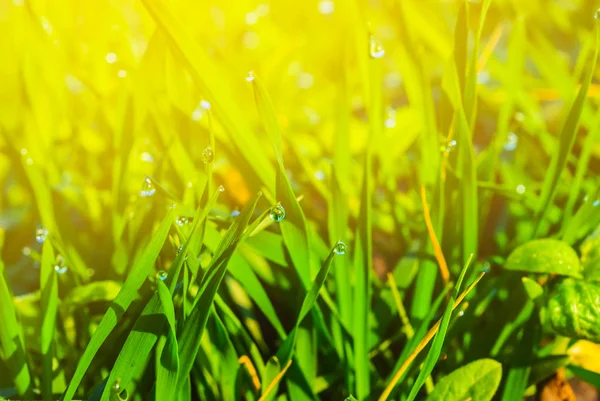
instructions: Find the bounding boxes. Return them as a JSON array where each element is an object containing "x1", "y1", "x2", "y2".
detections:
[
  {"x1": 0, "y1": 230, "x2": 32, "y2": 398},
  {"x1": 404, "y1": 255, "x2": 474, "y2": 401},
  {"x1": 176, "y1": 192, "x2": 262, "y2": 390},
  {"x1": 155, "y1": 280, "x2": 179, "y2": 401},
  {"x1": 62, "y1": 206, "x2": 176, "y2": 401},
  {"x1": 261, "y1": 248, "x2": 337, "y2": 400},
  {"x1": 97, "y1": 188, "x2": 221, "y2": 400},
  {"x1": 534, "y1": 22, "x2": 600, "y2": 237}
]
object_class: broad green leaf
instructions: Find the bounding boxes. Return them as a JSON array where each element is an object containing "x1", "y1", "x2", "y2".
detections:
[
  {"x1": 425, "y1": 359, "x2": 502, "y2": 401},
  {"x1": 521, "y1": 277, "x2": 544, "y2": 302},
  {"x1": 504, "y1": 239, "x2": 581, "y2": 277},
  {"x1": 547, "y1": 278, "x2": 600, "y2": 342}
]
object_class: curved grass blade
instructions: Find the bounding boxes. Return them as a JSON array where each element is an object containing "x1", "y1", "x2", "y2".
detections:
[
  {"x1": 62, "y1": 206, "x2": 176, "y2": 401},
  {"x1": 404, "y1": 255, "x2": 475, "y2": 401},
  {"x1": 155, "y1": 280, "x2": 179, "y2": 401},
  {"x1": 259, "y1": 248, "x2": 337, "y2": 400},
  {"x1": 534, "y1": 21, "x2": 600, "y2": 237},
  {"x1": 97, "y1": 189, "x2": 221, "y2": 400},
  {"x1": 176, "y1": 192, "x2": 262, "y2": 390}
]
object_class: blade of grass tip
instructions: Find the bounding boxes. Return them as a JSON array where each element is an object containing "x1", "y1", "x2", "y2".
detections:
[
  {"x1": 141, "y1": 0, "x2": 274, "y2": 192},
  {"x1": 155, "y1": 280, "x2": 179, "y2": 401},
  {"x1": 40, "y1": 239, "x2": 58, "y2": 401},
  {"x1": 0, "y1": 230, "x2": 33, "y2": 398},
  {"x1": 176, "y1": 192, "x2": 262, "y2": 391},
  {"x1": 62, "y1": 206, "x2": 176, "y2": 401},
  {"x1": 261, "y1": 247, "x2": 338, "y2": 401},
  {"x1": 534, "y1": 17, "x2": 600, "y2": 237},
  {"x1": 98, "y1": 189, "x2": 222, "y2": 400},
  {"x1": 379, "y1": 258, "x2": 483, "y2": 401},
  {"x1": 420, "y1": 186, "x2": 450, "y2": 283}
]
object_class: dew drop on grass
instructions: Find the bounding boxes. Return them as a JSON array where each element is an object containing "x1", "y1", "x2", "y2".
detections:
[
  {"x1": 36, "y1": 227, "x2": 48, "y2": 243},
  {"x1": 202, "y1": 146, "x2": 214, "y2": 164},
  {"x1": 246, "y1": 71, "x2": 255, "y2": 82},
  {"x1": 369, "y1": 35, "x2": 385, "y2": 59},
  {"x1": 200, "y1": 100, "x2": 211, "y2": 110},
  {"x1": 218, "y1": 185, "x2": 225, "y2": 192},
  {"x1": 269, "y1": 204, "x2": 285, "y2": 222},
  {"x1": 176, "y1": 216, "x2": 189, "y2": 226},
  {"x1": 516, "y1": 184, "x2": 526, "y2": 194},
  {"x1": 22, "y1": 247, "x2": 31, "y2": 256},
  {"x1": 440, "y1": 139, "x2": 457, "y2": 154},
  {"x1": 140, "y1": 177, "x2": 156, "y2": 197},
  {"x1": 54, "y1": 255, "x2": 68, "y2": 275},
  {"x1": 318, "y1": 0, "x2": 334, "y2": 15},
  {"x1": 595, "y1": 8, "x2": 600, "y2": 20},
  {"x1": 156, "y1": 270, "x2": 168, "y2": 281},
  {"x1": 111, "y1": 380, "x2": 121, "y2": 393},
  {"x1": 334, "y1": 241, "x2": 348, "y2": 255}
]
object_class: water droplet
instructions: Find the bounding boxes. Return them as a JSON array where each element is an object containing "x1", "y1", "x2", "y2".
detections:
[
  {"x1": 440, "y1": 139, "x2": 457, "y2": 153},
  {"x1": 334, "y1": 241, "x2": 348, "y2": 255},
  {"x1": 318, "y1": 0, "x2": 335, "y2": 15},
  {"x1": 20, "y1": 148, "x2": 28, "y2": 156},
  {"x1": 202, "y1": 146, "x2": 214, "y2": 164},
  {"x1": 22, "y1": 247, "x2": 31, "y2": 256},
  {"x1": 503, "y1": 132, "x2": 518, "y2": 151},
  {"x1": 458, "y1": 310, "x2": 465, "y2": 317},
  {"x1": 269, "y1": 204, "x2": 285, "y2": 222},
  {"x1": 25, "y1": 157, "x2": 33, "y2": 165},
  {"x1": 140, "y1": 177, "x2": 156, "y2": 197},
  {"x1": 54, "y1": 255, "x2": 68, "y2": 275},
  {"x1": 191, "y1": 106, "x2": 204, "y2": 121},
  {"x1": 231, "y1": 210, "x2": 240, "y2": 217},
  {"x1": 200, "y1": 100, "x2": 211, "y2": 110},
  {"x1": 384, "y1": 107, "x2": 397, "y2": 128},
  {"x1": 297, "y1": 72, "x2": 314, "y2": 89},
  {"x1": 246, "y1": 71, "x2": 255, "y2": 82},
  {"x1": 177, "y1": 245, "x2": 188, "y2": 261},
  {"x1": 117, "y1": 69, "x2": 127, "y2": 78},
  {"x1": 516, "y1": 184, "x2": 526, "y2": 195},
  {"x1": 595, "y1": 8, "x2": 600, "y2": 20},
  {"x1": 593, "y1": 200, "x2": 600, "y2": 207},
  {"x1": 156, "y1": 270, "x2": 168, "y2": 281},
  {"x1": 369, "y1": 35, "x2": 385, "y2": 59},
  {"x1": 314, "y1": 170, "x2": 325, "y2": 181},
  {"x1": 176, "y1": 216, "x2": 189, "y2": 226},
  {"x1": 481, "y1": 262, "x2": 491, "y2": 274},
  {"x1": 245, "y1": 11, "x2": 259, "y2": 25},
  {"x1": 218, "y1": 185, "x2": 225, "y2": 193},
  {"x1": 140, "y1": 152, "x2": 154, "y2": 163},
  {"x1": 36, "y1": 227, "x2": 48, "y2": 243},
  {"x1": 40, "y1": 16, "x2": 53, "y2": 35},
  {"x1": 105, "y1": 52, "x2": 117, "y2": 64}
]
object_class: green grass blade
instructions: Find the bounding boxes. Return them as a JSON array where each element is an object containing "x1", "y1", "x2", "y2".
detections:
[
  {"x1": 534, "y1": 22, "x2": 600, "y2": 237},
  {"x1": 405, "y1": 255, "x2": 474, "y2": 401},
  {"x1": 40, "y1": 240, "x2": 58, "y2": 401},
  {"x1": 62, "y1": 206, "x2": 176, "y2": 401},
  {"x1": 98, "y1": 189, "x2": 221, "y2": 400},
  {"x1": 0, "y1": 231, "x2": 33, "y2": 398},
  {"x1": 155, "y1": 280, "x2": 179, "y2": 401},
  {"x1": 176, "y1": 192, "x2": 261, "y2": 390}
]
